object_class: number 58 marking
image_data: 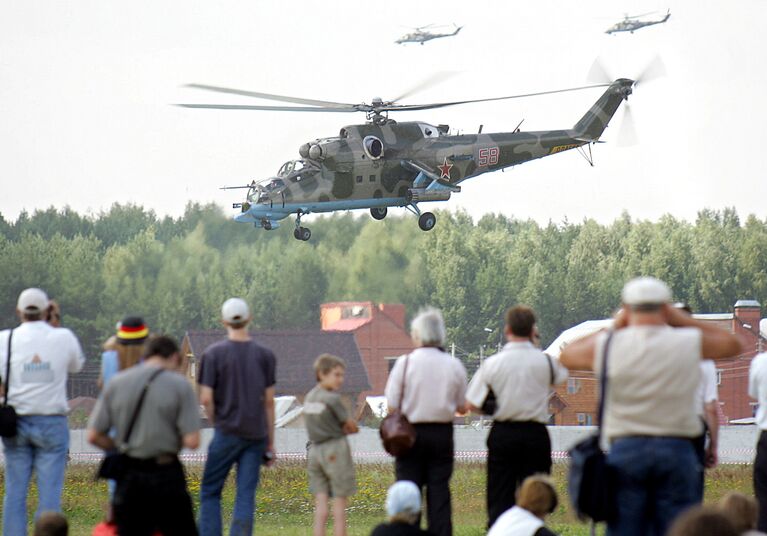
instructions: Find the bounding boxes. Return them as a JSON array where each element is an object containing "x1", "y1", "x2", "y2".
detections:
[{"x1": 478, "y1": 146, "x2": 499, "y2": 166}]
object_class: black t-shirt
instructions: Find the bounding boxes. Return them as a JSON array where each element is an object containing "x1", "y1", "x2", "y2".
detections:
[
  {"x1": 198, "y1": 339, "x2": 276, "y2": 440},
  {"x1": 369, "y1": 522, "x2": 433, "y2": 536}
]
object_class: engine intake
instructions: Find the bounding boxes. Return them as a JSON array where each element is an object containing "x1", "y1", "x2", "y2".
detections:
[
  {"x1": 363, "y1": 136, "x2": 384, "y2": 160},
  {"x1": 406, "y1": 188, "x2": 452, "y2": 203}
]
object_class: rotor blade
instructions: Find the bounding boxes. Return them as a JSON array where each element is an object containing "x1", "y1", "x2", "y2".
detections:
[
  {"x1": 635, "y1": 56, "x2": 666, "y2": 86},
  {"x1": 184, "y1": 84, "x2": 353, "y2": 108},
  {"x1": 587, "y1": 59, "x2": 613, "y2": 85},
  {"x1": 390, "y1": 71, "x2": 458, "y2": 103},
  {"x1": 380, "y1": 83, "x2": 612, "y2": 112},
  {"x1": 617, "y1": 104, "x2": 638, "y2": 147},
  {"x1": 627, "y1": 11, "x2": 657, "y2": 19},
  {"x1": 175, "y1": 103, "x2": 359, "y2": 112}
]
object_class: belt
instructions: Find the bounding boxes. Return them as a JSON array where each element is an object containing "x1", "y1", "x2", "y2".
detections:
[{"x1": 124, "y1": 454, "x2": 179, "y2": 469}]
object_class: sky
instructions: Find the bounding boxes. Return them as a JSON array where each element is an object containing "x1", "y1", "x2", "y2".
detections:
[{"x1": 1, "y1": 0, "x2": 766, "y2": 227}]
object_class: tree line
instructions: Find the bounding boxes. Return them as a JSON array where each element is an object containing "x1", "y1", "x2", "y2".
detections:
[{"x1": 1, "y1": 204, "x2": 765, "y2": 362}]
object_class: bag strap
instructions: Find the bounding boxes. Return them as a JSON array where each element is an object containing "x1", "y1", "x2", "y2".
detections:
[
  {"x1": 2, "y1": 330, "x2": 13, "y2": 407},
  {"x1": 596, "y1": 330, "x2": 615, "y2": 436},
  {"x1": 120, "y1": 367, "x2": 164, "y2": 450},
  {"x1": 545, "y1": 352, "x2": 555, "y2": 385},
  {"x1": 398, "y1": 354, "x2": 410, "y2": 411}
]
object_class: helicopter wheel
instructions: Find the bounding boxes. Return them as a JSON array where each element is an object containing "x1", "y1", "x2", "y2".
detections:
[
  {"x1": 418, "y1": 212, "x2": 437, "y2": 231},
  {"x1": 294, "y1": 227, "x2": 311, "y2": 241},
  {"x1": 370, "y1": 207, "x2": 387, "y2": 220}
]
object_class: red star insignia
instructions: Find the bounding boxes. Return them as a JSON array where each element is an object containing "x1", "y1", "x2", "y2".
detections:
[{"x1": 437, "y1": 157, "x2": 453, "y2": 180}]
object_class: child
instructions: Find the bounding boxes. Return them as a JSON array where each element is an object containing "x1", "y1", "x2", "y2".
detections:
[{"x1": 304, "y1": 354, "x2": 359, "y2": 536}]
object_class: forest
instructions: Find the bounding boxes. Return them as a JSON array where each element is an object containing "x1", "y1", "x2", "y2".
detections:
[{"x1": 1, "y1": 203, "x2": 765, "y2": 361}]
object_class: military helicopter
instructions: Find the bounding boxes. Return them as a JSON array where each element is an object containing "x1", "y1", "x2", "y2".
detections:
[
  {"x1": 395, "y1": 24, "x2": 462, "y2": 45},
  {"x1": 178, "y1": 78, "x2": 637, "y2": 241},
  {"x1": 606, "y1": 10, "x2": 670, "y2": 34}
]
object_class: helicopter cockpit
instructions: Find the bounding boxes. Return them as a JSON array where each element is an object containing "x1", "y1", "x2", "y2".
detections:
[{"x1": 247, "y1": 159, "x2": 319, "y2": 204}]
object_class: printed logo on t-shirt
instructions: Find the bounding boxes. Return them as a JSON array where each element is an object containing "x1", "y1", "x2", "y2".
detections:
[
  {"x1": 21, "y1": 354, "x2": 54, "y2": 383},
  {"x1": 303, "y1": 401, "x2": 327, "y2": 415}
]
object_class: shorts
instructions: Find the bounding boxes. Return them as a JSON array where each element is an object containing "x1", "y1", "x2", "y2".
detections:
[{"x1": 308, "y1": 436, "x2": 356, "y2": 498}]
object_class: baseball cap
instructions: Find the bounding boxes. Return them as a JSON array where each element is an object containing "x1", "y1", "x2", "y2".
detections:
[
  {"x1": 17, "y1": 288, "x2": 49, "y2": 313},
  {"x1": 116, "y1": 316, "x2": 149, "y2": 345},
  {"x1": 386, "y1": 481, "x2": 421, "y2": 517},
  {"x1": 222, "y1": 298, "x2": 250, "y2": 323},
  {"x1": 621, "y1": 277, "x2": 672, "y2": 306}
]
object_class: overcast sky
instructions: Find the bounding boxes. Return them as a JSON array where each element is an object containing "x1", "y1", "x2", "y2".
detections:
[{"x1": 1, "y1": 0, "x2": 765, "y2": 226}]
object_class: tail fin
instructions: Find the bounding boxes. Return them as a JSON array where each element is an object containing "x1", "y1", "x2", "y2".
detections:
[{"x1": 573, "y1": 79, "x2": 633, "y2": 141}]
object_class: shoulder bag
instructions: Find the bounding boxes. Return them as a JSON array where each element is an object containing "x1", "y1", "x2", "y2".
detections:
[
  {"x1": 97, "y1": 368, "x2": 164, "y2": 480},
  {"x1": 379, "y1": 355, "x2": 416, "y2": 457},
  {"x1": 0, "y1": 330, "x2": 18, "y2": 438},
  {"x1": 567, "y1": 330, "x2": 615, "y2": 524}
]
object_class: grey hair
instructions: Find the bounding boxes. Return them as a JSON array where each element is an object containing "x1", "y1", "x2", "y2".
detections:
[{"x1": 410, "y1": 307, "x2": 447, "y2": 347}]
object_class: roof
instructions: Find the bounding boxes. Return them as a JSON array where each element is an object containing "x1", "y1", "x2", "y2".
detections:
[
  {"x1": 693, "y1": 313, "x2": 733, "y2": 321},
  {"x1": 184, "y1": 330, "x2": 371, "y2": 395},
  {"x1": 545, "y1": 319, "x2": 614, "y2": 358},
  {"x1": 325, "y1": 317, "x2": 373, "y2": 331}
]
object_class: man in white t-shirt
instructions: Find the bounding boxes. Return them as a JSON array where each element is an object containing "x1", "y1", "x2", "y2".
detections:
[
  {"x1": 561, "y1": 277, "x2": 741, "y2": 536},
  {"x1": 0, "y1": 288, "x2": 84, "y2": 536},
  {"x1": 749, "y1": 350, "x2": 767, "y2": 531}
]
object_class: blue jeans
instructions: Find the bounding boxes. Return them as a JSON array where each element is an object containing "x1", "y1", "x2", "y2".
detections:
[
  {"x1": 2, "y1": 415, "x2": 69, "y2": 536},
  {"x1": 607, "y1": 436, "x2": 702, "y2": 536},
  {"x1": 199, "y1": 430, "x2": 266, "y2": 536}
]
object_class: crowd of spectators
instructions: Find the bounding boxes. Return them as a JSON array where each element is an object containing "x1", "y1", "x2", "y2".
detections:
[{"x1": 0, "y1": 276, "x2": 764, "y2": 536}]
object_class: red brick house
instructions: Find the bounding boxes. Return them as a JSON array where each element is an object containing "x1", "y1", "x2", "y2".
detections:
[
  {"x1": 320, "y1": 302, "x2": 414, "y2": 396},
  {"x1": 547, "y1": 300, "x2": 765, "y2": 425}
]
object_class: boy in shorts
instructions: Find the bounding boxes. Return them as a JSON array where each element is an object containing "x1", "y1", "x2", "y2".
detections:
[{"x1": 304, "y1": 354, "x2": 359, "y2": 536}]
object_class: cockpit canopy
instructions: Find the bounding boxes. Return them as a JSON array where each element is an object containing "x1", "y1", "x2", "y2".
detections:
[{"x1": 247, "y1": 160, "x2": 319, "y2": 204}]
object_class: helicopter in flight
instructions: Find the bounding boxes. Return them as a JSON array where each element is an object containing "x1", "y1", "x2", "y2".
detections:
[
  {"x1": 395, "y1": 24, "x2": 462, "y2": 45},
  {"x1": 605, "y1": 10, "x2": 670, "y2": 34},
  {"x1": 177, "y1": 78, "x2": 636, "y2": 241}
]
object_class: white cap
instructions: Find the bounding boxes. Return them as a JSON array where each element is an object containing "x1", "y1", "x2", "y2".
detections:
[
  {"x1": 386, "y1": 481, "x2": 421, "y2": 517},
  {"x1": 221, "y1": 298, "x2": 250, "y2": 324},
  {"x1": 17, "y1": 288, "x2": 49, "y2": 313},
  {"x1": 621, "y1": 277, "x2": 672, "y2": 306}
]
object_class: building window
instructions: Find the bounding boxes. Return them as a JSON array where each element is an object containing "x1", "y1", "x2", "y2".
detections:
[
  {"x1": 567, "y1": 378, "x2": 580, "y2": 394},
  {"x1": 716, "y1": 370, "x2": 722, "y2": 385},
  {"x1": 369, "y1": 175, "x2": 376, "y2": 182},
  {"x1": 356, "y1": 175, "x2": 363, "y2": 183},
  {"x1": 577, "y1": 413, "x2": 593, "y2": 426},
  {"x1": 752, "y1": 402, "x2": 759, "y2": 418}
]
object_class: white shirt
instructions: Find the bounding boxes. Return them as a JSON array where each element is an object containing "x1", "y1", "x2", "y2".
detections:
[
  {"x1": 749, "y1": 352, "x2": 767, "y2": 429},
  {"x1": 0, "y1": 322, "x2": 84, "y2": 415},
  {"x1": 695, "y1": 360, "x2": 718, "y2": 417},
  {"x1": 465, "y1": 341, "x2": 568, "y2": 423},
  {"x1": 385, "y1": 347, "x2": 467, "y2": 423},
  {"x1": 487, "y1": 506, "x2": 544, "y2": 536}
]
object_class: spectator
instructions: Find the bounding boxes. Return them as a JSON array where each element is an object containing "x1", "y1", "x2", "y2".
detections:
[
  {"x1": 384, "y1": 307, "x2": 468, "y2": 536},
  {"x1": 717, "y1": 492, "x2": 766, "y2": 535},
  {"x1": 466, "y1": 306, "x2": 568, "y2": 527},
  {"x1": 560, "y1": 277, "x2": 742, "y2": 536},
  {"x1": 0, "y1": 288, "x2": 85, "y2": 536},
  {"x1": 46, "y1": 300, "x2": 61, "y2": 327},
  {"x1": 34, "y1": 512, "x2": 68, "y2": 536},
  {"x1": 99, "y1": 317, "x2": 149, "y2": 389},
  {"x1": 87, "y1": 335, "x2": 200, "y2": 536},
  {"x1": 370, "y1": 481, "x2": 432, "y2": 536},
  {"x1": 487, "y1": 475, "x2": 559, "y2": 536},
  {"x1": 666, "y1": 506, "x2": 738, "y2": 536},
  {"x1": 304, "y1": 354, "x2": 359, "y2": 536},
  {"x1": 750, "y1": 348, "x2": 767, "y2": 531},
  {"x1": 198, "y1": 297, "x2": 277, "y2": 536}
]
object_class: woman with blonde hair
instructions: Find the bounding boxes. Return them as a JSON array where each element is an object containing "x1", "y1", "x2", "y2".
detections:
[
  {"x1": 487, "y1": 475, "x2": 559, "y2": 536},
  {"x1": 99, "y1": 317, "x2": 149, "y2": 389}
]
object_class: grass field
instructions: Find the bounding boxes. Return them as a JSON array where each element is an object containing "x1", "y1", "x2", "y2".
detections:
[{"x1": 0, "y1": 462, "x2": 755, "y2": 535}]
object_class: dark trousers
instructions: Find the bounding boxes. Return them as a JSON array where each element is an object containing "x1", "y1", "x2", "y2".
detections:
[
  {"x1": 113, "y1": 457, "x2": 198, "y2": 536},
  {"x1": 487, "y1": 421, "x2": 552, "y2": 528},
  {"x1": 755, "y1": 431, "x2": 767, "y2": 531},
  {"x1": 395, "y1": 423, "x2": 454, "y2": 536}
]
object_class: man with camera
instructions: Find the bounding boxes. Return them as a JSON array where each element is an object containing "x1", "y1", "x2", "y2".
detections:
[{"x1": 561, "y1": 277, "x2": 742, "y2": 536}]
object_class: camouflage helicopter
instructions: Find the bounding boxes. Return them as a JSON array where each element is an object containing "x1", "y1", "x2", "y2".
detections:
[
  {"x1": 395, "y1": 24, "x2": 463, "y2": 45},
  {"x1": 178, "y1": 78, "x2": 636, "y2": 241},
  {"x1": 606, "y1": 10, "x2": 670, "y2": 34}
]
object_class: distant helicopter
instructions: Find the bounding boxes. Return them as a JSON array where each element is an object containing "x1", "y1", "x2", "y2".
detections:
[
  {"x1": 395, "y1": 24, "x2": 462, "y2": 45},
  {"x1": 177, "y1": 78, "x2": 636, "y2": 241},
  {"x1": 606, "y1": 10, "x2": 670, "y2": 34}
]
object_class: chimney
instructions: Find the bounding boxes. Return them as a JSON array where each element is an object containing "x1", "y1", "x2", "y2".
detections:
[
  {"x1": 379, "y1": 304, "x2": 406, "y2": 329},
  {"x1": 734, "y1": 300, "x2": 761, "y2": 357}
]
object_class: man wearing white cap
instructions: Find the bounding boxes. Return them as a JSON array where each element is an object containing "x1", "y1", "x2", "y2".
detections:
[
  {"x1": 370, "y1": 481, "x2": 431, "y2": 535},
  {"x1": 0, "y1": 288, "x2": 84, "y2": 536},
  {"x1": 561, "y1": 277, "x2": 742, "y2": 536},
  {"x1": 198, "y1": 297, "x2": 277, "y2": 536}
]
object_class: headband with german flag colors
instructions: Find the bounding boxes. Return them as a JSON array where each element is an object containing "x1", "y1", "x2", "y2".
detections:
[{"x1": 117, "y1": 317, "x2": 149, "y2": 345}]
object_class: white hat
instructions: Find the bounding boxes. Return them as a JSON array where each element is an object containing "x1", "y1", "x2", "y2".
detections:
[
  {"x1": 621, "y1": 277, "x2": 672, "y2": 306},
  {"x1": 17, "y1": 288, "x2": 49, "y2": 313},
  {"x1": 221, "y1": 298, "x2": 250, "y2": 323},
  {"x1": 386, "y1": 481, "x2": 421, "y2": 517}
]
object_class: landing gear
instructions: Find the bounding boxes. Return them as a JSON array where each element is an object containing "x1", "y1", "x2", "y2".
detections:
[
  {"x1": 293, "y1": 211, "x2": 311, "y2": 241},
  {"x1": 370, "y1": 207, "x2": 387, "y2": 220},
  {"x1": 418, "y1": 212, "x2": 436, "y2": 231}
]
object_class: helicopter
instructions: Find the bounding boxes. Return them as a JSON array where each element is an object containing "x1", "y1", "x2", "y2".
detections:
[
  {"x1": 395, "y1": 24, "x2": 462, "y2": 45},
  {"x1": 177, "y1": 78, "x2": 636, "y2": 241},
  {"x1": 606, "y1": 10, "x2": 670, "y2": 34}
]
